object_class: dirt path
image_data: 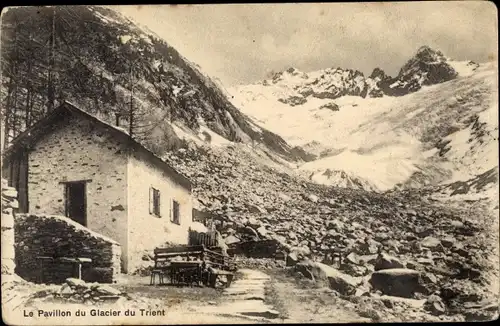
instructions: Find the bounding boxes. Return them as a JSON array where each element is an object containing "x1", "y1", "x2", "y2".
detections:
[
  {"x1": 3, "y1": 269, "x2": 372, "y2": 324},
  {"x1": 264, "y1": 272, "x2": 370, "y2": 323},
  {"x1": 189, "y1": 269, "x2": 280, "y2": 323},
  {"x1": 188, "y1": 268, "x2": 370, "y2": 324}
]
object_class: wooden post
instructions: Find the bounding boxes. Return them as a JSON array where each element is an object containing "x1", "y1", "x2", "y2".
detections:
[{"x1": 77, "y1": 263, "x2": 82, "y2": 280}]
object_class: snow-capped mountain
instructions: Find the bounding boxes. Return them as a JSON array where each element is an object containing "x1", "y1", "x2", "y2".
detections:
[
  {"x1": 233, "y1": 46, "x2": 480, "y2": 109},
  {"x1": 229, "y1": 47, "x2": 497, "y2": 198}
]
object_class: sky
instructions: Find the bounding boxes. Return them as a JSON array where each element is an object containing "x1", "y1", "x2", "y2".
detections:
[{"x1": 116, "y1": 2, "x2": 498, "y2": 87}]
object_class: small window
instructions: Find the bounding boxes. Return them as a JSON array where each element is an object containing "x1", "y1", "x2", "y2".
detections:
[
  {"x1": 171, "y1": 200, "x2": 180, "y2": 225},
  {"x1": 149, "y1": 187, "x2": 161, "y2": 217}
]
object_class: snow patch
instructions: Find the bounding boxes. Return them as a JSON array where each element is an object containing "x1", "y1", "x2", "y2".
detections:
[
  {"x1": 448, "y1": 60, "x2": 479, "y2": 77},
  {"x1": 172, "y1": 85, "x2": 184, "y2": 97},
  {"x1": 198, "y1": 126, "x2": 232, "y2": 147},
  {"x1": 119, "y1": 35, "x2": 132, "y2": 44}
]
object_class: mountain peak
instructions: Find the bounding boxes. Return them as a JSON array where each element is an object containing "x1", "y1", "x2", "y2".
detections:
[
  {"x1": 416, "y1": 45, "x2": 440, "y2": 54},
  {"x1": 269, "y1": 66, "x2": 309, "y2": 84},
  {"x1": 415, "y1": 45, "x2": 446, "y2": 62}
]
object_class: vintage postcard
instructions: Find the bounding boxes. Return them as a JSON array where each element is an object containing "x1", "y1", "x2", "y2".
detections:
[{"x1": 1, "y1": 2, "x2": 498, "y2": 325}]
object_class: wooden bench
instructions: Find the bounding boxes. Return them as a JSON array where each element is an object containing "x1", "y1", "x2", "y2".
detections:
[
  {"x1": 154, "y1": 245, "x2": 205, "y2": 263},
  {"x1": 151, "y1": 245, "x2": 205, "y2": 286},
  {"x1": 150, "y1": 245, "x2": 236, "y2": 287}
]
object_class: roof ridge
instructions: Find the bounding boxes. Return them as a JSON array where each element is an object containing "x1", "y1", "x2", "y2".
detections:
[{"x1": 3, "y1": 101, "x2": 192, "y2": 191}]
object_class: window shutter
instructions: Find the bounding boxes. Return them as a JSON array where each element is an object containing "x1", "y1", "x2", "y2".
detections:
[
  {"x1": 169, "y1": 199, "x2": 173, "y2": 222},
  {"x1": 157, "y1": 190, "x2": 161, "y2": 216},
  {"x1": 149, "y1": 187, "x2": 154, "y2": 214},
  {"x1": 178, "y1": 201, "x2": 181, "y2": 224}
]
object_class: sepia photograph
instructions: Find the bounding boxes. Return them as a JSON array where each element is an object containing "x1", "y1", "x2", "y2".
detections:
[{"x1": 0, "y1": 2, "x2": 498, "y2": 325}]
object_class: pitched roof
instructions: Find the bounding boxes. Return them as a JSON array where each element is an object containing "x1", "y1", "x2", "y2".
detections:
[{"x1": 2, "y1": 101, "x2": 192, "y2": 191}]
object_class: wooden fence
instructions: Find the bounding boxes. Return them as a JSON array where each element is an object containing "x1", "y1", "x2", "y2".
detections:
[{"x1": 188, "y1": 229, "x2": 219, "y2": 248}]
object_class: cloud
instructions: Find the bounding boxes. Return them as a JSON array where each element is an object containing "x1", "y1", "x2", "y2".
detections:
[{"x1": 116, "y1": 2, "x2": 498, "y2": 86}]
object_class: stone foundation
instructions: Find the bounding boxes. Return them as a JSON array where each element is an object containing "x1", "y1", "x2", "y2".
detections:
[{"x1": 14, "y1": 214, "x2": 121, "y2": 284}]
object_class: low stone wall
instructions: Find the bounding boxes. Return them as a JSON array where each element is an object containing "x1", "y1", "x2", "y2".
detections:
[
  {"x1": 228, "y1": 239, "x2": 285, "y2": 259},
  {"x1": 14, "y1": 214, "x2": 121, "y2": 284},
  {"x1": 1, "y1": 178, "x2": 17, "y2": 276}
]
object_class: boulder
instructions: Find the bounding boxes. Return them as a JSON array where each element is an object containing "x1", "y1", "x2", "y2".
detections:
[
  {"x1": 360, "y1": 239, "x2": 380, "y2": 254},
  {"x1": 256, "y1": 226, "x2": 268, "y2": 238},
  {"x1": 59, "y1": 284, "x2": 74, "y2": 296},
  {"x1": 307, "y1": 194, "x2": 319, "y2": 203},
  {"x1": 224, "y1": 235, "x2": 241, "y2": 245},
  {"x1": 247, "y1": 204, "x2": 267, "y2": 214},
  {"x1": 295, "y1": 260, "x2": 315, "y2": 279},
  {"x1": 295, "y1": 260, "x2": 360, "y2": 295},
  {"x1": 326, "y1": 220, "x2": 344, "y2": 231},
  {"x1": 291, "y1": 246, "x2": 311, "y2": 257},
  {"x1": 357, "y1": 254, "x2": 379, "y2": 265},
  {"x1": 370, "y1": 269, "x2": 421, "y2": 298},
  {"x1": 95, "y1": 285, "x2": 122, "y2": 296},
  {"x1": 421, "y1": 236, "x2": 442, "y2": 249},
  {"x1": 424, "y1": 294, "x2": 446, "y2": 315},
  {"x1": 247, "y1": 217, "x2": 261, "y2": 228},
  {"x1": 374, "y1": 253, "x2": 404, "y2": 271},
  {"x1": 449, "y1": 220, "x2": 464, "y2": 228},
  {"x1": 66, "y1": 278, "x2": 88, "y2": 289},
  {"x1": 278, "y1": 193, "x2": 292, "y2": 202},
  {"x1": 345, "y1": 252, "x2": 359, "y2": 265},
  {"x1": 242, "y1": 226, "x2": 259, "y2": 239},
  {"x1": 286, "y1": 252, "x2": 299, "y2": 267},
  {"x1": 440, "y1": 236, "x2": 456, "y2": 248}
]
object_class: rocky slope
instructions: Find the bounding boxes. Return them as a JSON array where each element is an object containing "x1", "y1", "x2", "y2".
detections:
[
  {"x1": 229, "y1": 49, "x2": 497, "y2": 196},
  {"x1": 0, "y1": 6, "x2": 308, "y2": 162},
  {"x1": 162, "y1": 141, "x2": 498, "y2": 320}
]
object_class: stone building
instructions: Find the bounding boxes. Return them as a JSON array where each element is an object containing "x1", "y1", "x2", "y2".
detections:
[{"x1": 2, "y1": 101, "x2": 193, "y2": 273}]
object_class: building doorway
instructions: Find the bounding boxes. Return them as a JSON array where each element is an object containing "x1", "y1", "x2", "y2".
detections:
[{"x1": 64, "y1": 181, "x2": 87, "y2": 226}]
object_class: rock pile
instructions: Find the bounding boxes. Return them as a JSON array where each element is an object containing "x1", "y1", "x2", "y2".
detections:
[
  {"x1": 53, "y1": 278, "x2": 125, "y2": 304},
  {"x1": 15, "y1": 214, "x2": 121, "y2": 284},
  {"x1": 1, "y1": 178, "x2": 17, "y2": 276},
  {"x1": 21, "y1": 278, "x2": 127, "y2": 306},
  {"x1": 235, "y1": 257, "x2": 286, "y2": 270},
  {"x1": 162, "y1": 143, "x2": 498, "y2": 321}
]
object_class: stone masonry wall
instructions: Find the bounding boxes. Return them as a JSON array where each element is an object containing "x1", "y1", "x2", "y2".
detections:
[
  {"x1": 228, "y1": 239, "x2": 284, "y2": 259},
  {"x1": 1, "y1": 178, "x2": 17, "y2": 276},
  {"x1": 27, "y1": 114, "x2": 129, "y2": 270},
  {"x1": 127, "y1": 149, "x2": 193, "y2": 273},
  {"x1": 14, "y1": 214, "x2": 121, "y2": 284}
]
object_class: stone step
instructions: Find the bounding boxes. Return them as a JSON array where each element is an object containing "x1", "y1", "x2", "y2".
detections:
[
  {"x1": 232, "y1": 293, "x2": 266, "y2": 301},
  {"x1": 226, "y1": 289, "x2": 265, "y2": 294},
  {"x1": 235, "y1": 280, "x2": 267, "y2": 284},
  {"x1": 241, "y1": 277, "x2": 270, "y2": 281},
  {"x1": 229, "y1": 286, "x2": 265, "y2": 291},
  {"x1": 239, "y1": 310, "x2": 280, "y2": 319},
  {"x1": 227, "y1": 284, "x2": 265, "y2": 290},
  {"x1": 227, "y1": 281, "x2": 265, "y2": 286},
  {"x1": 225, "y1": 290, "x2": 266, "y2": 297}
]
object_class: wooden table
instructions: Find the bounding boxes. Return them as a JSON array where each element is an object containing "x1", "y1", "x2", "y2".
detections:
[
  {"x1": 36, "y1": 256, "x2": 92, "y2": 283},
  {"x1": 168, "y1": 260, "x2": 204, "y2": 286}
]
